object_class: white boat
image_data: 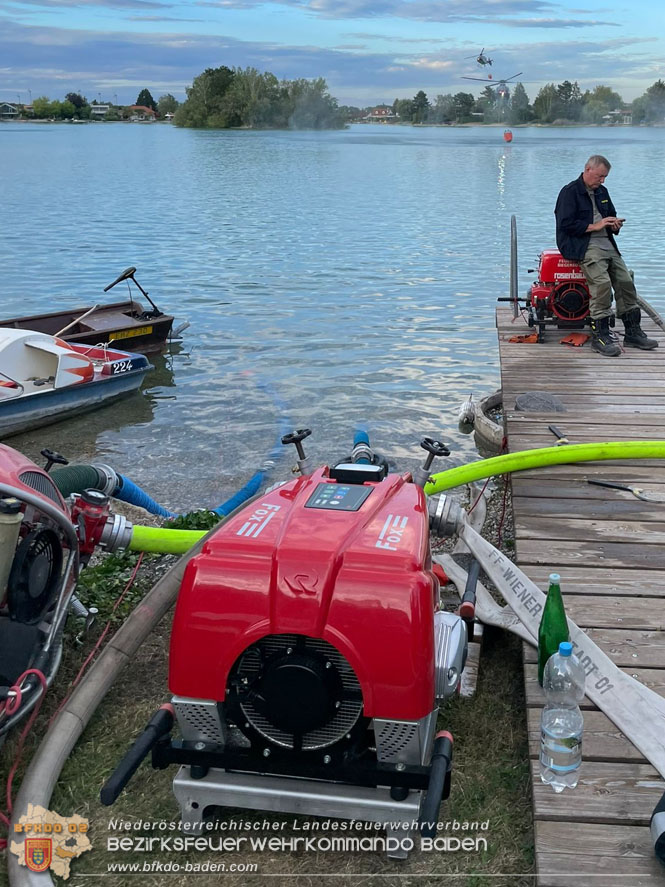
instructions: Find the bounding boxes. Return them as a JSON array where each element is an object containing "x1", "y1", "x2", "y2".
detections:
[{"x1": 0, "y1": 328, "x2": 152, "y2": 438}]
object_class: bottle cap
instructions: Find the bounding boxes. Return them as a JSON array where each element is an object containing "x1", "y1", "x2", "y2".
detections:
[
  {"x1": 548, "y1": 573, "x2": 561, "y2": 584},
  {"x1": 0, "y1": 497, "x2": 21, "y2": 515},
  {"x1": 559, "y1": 641, "x2": 573, "y2": 657}
]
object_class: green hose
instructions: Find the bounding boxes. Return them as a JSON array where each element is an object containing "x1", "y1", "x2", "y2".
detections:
[
  {"x1": 128, "y1": 525, "x2": 206, "y2": 555},
  {"x1": 425, "y1": 441, "x2": 665, "y2": 495},
  {"x1": 124, "y1": 441, "x2": 665, "y2": 555}
]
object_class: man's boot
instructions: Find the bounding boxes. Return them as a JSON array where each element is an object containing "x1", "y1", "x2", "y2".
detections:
[
  {"x1": 589, "y1": 316, "x2": 621, "y2": 357},
  {"x1": 620, "y1": 307, "x2": 659, "y2": 350}
]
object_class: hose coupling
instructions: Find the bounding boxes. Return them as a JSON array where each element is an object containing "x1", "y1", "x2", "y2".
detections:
[
  {"x1": 428, "y1": 495, "x2": 462, "y2": 538},
  {"x1": 100, "y1": 514, "x2": 133, "y2": 552}
]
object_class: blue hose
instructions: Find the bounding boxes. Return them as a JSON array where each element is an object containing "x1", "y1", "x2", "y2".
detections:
[{"x1": 115, "y1": 474, "x2": 178, "y2": 519}]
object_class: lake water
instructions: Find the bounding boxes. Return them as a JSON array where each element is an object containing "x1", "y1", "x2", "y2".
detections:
[{"x1": 1, "y1": 122, "x2": 664, "y2": 511}]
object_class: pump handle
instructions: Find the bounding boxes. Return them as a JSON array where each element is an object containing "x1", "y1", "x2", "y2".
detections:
[
  {"x1": 281, "y1": 428, "x2": 312, "y2": 446},
  {"x1": 419, "y1": 731, "x2": 454, "y2": 837},
  {"x1": 100, "y1": 705, "x2": 174, "y2": 805},
  {"x1": 41, "y1": 449, "x2": 69, "y2": 472},
  {"x1": 420, "y1": 437, "x2": 450, "y2": 458}
]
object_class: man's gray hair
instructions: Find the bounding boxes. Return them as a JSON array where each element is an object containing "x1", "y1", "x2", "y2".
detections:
[{"x1": 586, "y1": 154, "x2": 611, "y2": 171}]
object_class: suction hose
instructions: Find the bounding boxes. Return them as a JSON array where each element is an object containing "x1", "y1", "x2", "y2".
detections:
[
  {"x1": 425, "y1": 441, "x2": 665, "y2": 495},
  {"x1": 51, "y1": 464, "x2": 176, "y2": 518}
]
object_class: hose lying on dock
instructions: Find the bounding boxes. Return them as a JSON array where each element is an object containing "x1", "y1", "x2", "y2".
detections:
[{"x1": 425, "y1": 441, "x2": 665, "y2": 496}]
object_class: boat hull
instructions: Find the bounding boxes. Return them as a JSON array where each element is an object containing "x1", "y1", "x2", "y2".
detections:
[
  {"x1": 0, "y1": 365, "x2": 151, "y2": 438},
  {"x1": 0, "y1": 301, "x2": 174, "y2": 355}
]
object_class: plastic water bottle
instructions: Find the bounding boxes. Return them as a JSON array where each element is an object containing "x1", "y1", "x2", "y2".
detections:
[{"x1": 540, "y1": 641, "x2": 585, "y2": 792}]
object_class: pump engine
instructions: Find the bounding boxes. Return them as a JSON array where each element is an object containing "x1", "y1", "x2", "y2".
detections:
[
  {"x1": 526, "y1": 249, "x2": 590, "y2": 341},
  {"x1": 102, "y1": 435, "x2": 469, "y2": 857}
]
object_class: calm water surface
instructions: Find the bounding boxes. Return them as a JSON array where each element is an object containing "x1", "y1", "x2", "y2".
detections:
[{"x1": 1, "y1": 123, "x2": 664, "y2": 510}]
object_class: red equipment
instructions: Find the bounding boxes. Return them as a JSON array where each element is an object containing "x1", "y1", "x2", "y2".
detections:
[
  {"x1": 103, "y1": 437, "x2": 468, "y2": 857},
  {"x1": 526, "y1": 249, "x2": 590, "y2": 341},
  {"x1": 0, "y1": 445, "x2": 123, "y2": 736}
]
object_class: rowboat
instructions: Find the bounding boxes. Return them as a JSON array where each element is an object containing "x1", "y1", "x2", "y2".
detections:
[
  {"x1": 0, "y1": 328, "x2": 152, "y2": 438},
  {"x1": 0, "y1": 268, "x2": 177, "y2": 355}
]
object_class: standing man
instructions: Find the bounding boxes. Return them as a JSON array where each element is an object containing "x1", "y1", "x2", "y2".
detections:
[{"x1": 555, "y1": 155, "x2": 657, "y2": 356}]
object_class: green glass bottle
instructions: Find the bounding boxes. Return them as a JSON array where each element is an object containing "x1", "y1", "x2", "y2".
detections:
[{"x1": 537, "y1": 572, "x2": 570, "y2": 686}]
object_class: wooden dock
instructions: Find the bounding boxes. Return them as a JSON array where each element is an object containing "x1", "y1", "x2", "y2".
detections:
[{"x1": 496, "y1": 307, "x2": 665, "y2": 886}]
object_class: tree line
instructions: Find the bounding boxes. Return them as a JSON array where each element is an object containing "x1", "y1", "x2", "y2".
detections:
[
  {"x1": 350, "y1": 79, "x2": 665, "y2": 126},
  {"x1": 173, "y1": 66, "x2": 344, "y2": 129},
  {"x1": 19, "y1": 89, "x2": 178, "y2": 121}
]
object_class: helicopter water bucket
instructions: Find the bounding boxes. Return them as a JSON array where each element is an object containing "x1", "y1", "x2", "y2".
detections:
[{"x1": 503, "y1": 130, "x2": 513, "y2": 143}]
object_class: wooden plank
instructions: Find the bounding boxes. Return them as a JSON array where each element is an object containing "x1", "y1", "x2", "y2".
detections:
[
  {"x1": 515, "y1": 538, "x2": 665, "y2": 570},
  {"x1": 527, "y1": 708, "x2": 647, "y2": 762},
  {"x1": 514, "y1": 495, "x2": 665, "y2": 523},
  {"x1": 537, "y1": 852, "x2": 662, "y2": 887},
  {"x1": 530, "y1": 760, "x2": 664, "y2": 825},
  {"x1": 521, "y1": 566, "x2": 665, "y2": 596},
  {"x1": 524, "y1": 663, "x2": 665, "y2": 708},
  {"x1": 513, "y1": 517, "x2": 665, "y2": 546},
  {"x1": 512, "y1": 464, "x2": 665, "y2": 481},
  {"x1": 523, "y1": 628, "x2": 665, "y2": 669},
  {"x1": 535, "y1": 820, "x2": 664, "y2": 885},
  {"x1": 505, "y1": 410, "x2": 665, "y2": 426},
  {"x1": 530, "y1": 595, "x2": 665, "y2": 630}
]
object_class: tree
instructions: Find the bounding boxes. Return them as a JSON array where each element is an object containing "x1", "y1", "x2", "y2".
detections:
[
  {"x1": 411, "y1": 90, "x2": 430, "y2": 124},
  {"x1": 135, "y1": 88, "x2": 157, "y2": 111},
  {"x1": 429, "y1": 94, "x2": 455, "y2": 124},
  {"x1": 393, "y1": 98, "x2": 414, "y2": 121},
  {"x1": 581, "y1": 85, "x2": 623, "y2": 124},
  {"x1": 175, "y1": 66, "x2": 235, "y2": 127},
  {"x1": 283, "y1": 78, "x2": 343, "y2": 129},
  {"x1": 65, "y1": 92, "x2": 86, "y2": 109},
  {"x1": 555, "y1": 80, "x2": 583, "y2": 121},
  {"x1": 475, "y1": 85, "x2": 498, "y2": 122},
  {"x1": 157, "y1": 94, "x2": 178, "y2": 116},
  {"x1": 452, "y1": 92, "x2": 475, "y2": 122},
  {"x1": 31, "y1": 97, "x2": 51, "y2": 118},
  {"x1": 509, "y1": 83, "x2": 531, "y2": 124},
  {"x1": 641, "y1": 80, "x2": 665, "y2": 122},
  {"x1": 533, "y1": 84, "x2": 558, "y2": 123}
]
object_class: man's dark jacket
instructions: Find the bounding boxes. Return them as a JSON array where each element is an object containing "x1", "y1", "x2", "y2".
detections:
[{"x1": 555, "y1": 173, "x2": 620, "y2": 262}]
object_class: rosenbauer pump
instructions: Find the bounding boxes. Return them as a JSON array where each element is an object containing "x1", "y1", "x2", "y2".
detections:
[
  {"x1": 102, "y1": 430, "x2": 469, "y2": 857},
  {"x1": 526, "y1": 249, "x2": 591, "y2": 341}
]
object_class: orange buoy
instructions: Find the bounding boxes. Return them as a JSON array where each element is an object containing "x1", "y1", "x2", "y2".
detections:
[{"x1": 503, "y1": 129, "x2": 513, "y2": 143}]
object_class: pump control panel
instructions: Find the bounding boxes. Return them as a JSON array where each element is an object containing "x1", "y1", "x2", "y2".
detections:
[{"x1": 305, "y1": 482, "x2": 372, "y2": 512}]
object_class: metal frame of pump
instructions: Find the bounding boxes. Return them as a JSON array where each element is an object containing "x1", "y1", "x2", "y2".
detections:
[
  {"x1": 0, "y1": 446, "x2": 128, "y2": 736},
  {"x1": 101, "y1": 431, "x2": 469, "y2": 859}
]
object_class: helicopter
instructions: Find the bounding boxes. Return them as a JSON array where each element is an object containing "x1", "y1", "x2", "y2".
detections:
[
  {"x1": 462, "y1": 71, "x2": 522, "y2": 99},
  {"x1": 464, "y1": 48, "x2": 493, "y2": 67}
]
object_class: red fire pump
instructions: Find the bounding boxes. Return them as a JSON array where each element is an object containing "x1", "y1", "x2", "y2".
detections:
[
  {"x1": 526, "y1": 249, "x2": 591, "y2": 342},
  {"x1": 102, "y1": 433, "x2": 469, "y2": 858},
  {"x1": 0, "y1": 445, "x2": 121, "y2": 737}
]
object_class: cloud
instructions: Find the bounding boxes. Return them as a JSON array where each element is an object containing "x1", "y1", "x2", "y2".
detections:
[
  {"x1": 10, "y1": 0, "x2": 170, "y2": 9},
  {"x1": 0, "y1": 18, "x2": 659, "y2": 105},
  {"x1": 499, "y1": 17, "x2": 620, "y2": 27}
]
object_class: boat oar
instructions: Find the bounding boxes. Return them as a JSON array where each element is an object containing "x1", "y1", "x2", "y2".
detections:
[{"x1": 55, "y1": 304, "x2": 100, "y2": 338}]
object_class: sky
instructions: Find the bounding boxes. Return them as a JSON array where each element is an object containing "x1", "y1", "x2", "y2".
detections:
[{"x1": 1, "y1": 0, "x2": 663, "y2": 108}]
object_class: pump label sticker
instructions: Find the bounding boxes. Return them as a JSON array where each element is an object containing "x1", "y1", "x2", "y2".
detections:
[
  {"x1": 375, "y1": 514, "x2": 408, "y2": 550},
  {"x1": 236, "y1": 503, "x2": 281, "y2": 538}
]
